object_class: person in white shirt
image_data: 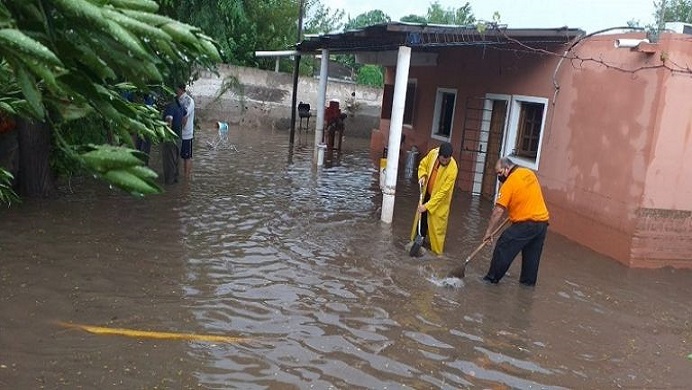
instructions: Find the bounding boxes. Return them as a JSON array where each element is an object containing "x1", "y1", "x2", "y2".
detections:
[{"x1": 176, "y1": 84, "x2": 195, "y2": 179}]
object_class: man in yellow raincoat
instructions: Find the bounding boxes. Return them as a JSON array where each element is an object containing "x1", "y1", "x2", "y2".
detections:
[{"x1": 411, "y1": 142, "x2": 458, "y2": 255}]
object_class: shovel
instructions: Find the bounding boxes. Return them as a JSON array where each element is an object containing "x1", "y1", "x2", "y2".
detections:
[
  {"x1": 409, "y1": 181, "x2": 425, "y2": 257},
  {"x1": 447, "y1": 218, "x2": 510, "y2": 278}
]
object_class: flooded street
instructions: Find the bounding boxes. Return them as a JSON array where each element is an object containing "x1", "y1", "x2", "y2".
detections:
[{"x1": 1, "y1": 124, "x2": 690, "y2": 389}]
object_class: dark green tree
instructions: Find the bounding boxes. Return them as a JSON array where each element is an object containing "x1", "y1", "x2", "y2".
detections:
[
  {"x1": 303, "y1": 0, "x2": 345, "y2": 34},
  {"x1": 655, "y1": 0, "x2": 692, "y2": 23},
  {"x1": 400, "y1": 14, "x2": 428, "y2": 23},
  {"x1": 400, "y1": 1, "x2": 475, "y2": 25},
  {"x1": 357, "y1": 65, "x2": 384, "y2": 87},
  {"x1": 333, "y1": 10, "x2": 391, "y2": 87},
  {"x1": 159, "y1": 0, "x2": 344, "y2": 73},
  {"x1": 161, "y1": 0, "x2": 258, "y2": 66},
  {"x1": 344, "y1": 10, "x2": 390, "y2": 31}
]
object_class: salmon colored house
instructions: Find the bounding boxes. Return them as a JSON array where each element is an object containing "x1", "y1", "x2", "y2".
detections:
[{"x1": 299, "y1": 23, "x2": 692, "y2": 269}]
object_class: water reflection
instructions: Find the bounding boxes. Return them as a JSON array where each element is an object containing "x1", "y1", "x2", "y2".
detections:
[{"x1": 0, "y1": 125, "x2": 690, "y2": 389}]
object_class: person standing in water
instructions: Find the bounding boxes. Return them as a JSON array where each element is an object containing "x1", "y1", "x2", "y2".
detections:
[
  {"x1": 411, "y1": 142, "x2": 458, "y2": 255},
  {"x1": 482, "y1": 156, "x2": 549, "y2": 286},
  {"x1": 177, "y1": 84, "x2": 195, "y2": 179}
]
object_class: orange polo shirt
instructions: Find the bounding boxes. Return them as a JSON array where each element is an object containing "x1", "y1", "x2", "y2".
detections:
[{"x1": 496, "y1": 167, "x2": 549, "y2": 223}]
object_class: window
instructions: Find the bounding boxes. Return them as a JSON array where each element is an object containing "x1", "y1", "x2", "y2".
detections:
[
  {"x1": 380, "y1": 80, "x2": 416, "y2": 125},
  {"x1": 431, "y1": 88, "x2": 457, "y2": 141},
  {"x1": 515, "y1": 102, "x2": 544, "y2": 158},
  {"x1": 504, "y1": 96, "x2": 548, "y2": 170}
]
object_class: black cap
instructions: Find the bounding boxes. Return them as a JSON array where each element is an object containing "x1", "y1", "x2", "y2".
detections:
[{"x1": 439, "y1": 142, "x2": 453, "y2": 158}]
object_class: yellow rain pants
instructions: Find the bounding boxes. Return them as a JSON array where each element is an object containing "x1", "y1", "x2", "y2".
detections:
[{"x1": 410, "y1": 147, "x2": 458, "y2": 255}]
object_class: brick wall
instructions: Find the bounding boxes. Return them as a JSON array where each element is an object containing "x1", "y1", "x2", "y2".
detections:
[{"x1": 631, "y1": 208, "x2": 692, "y2": 268}]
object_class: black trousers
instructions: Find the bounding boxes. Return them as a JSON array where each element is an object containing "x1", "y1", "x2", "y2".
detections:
[
  {"x1": 420, "y1": 192, "x2": 431, "y2": 239},
  {"x1": 485, "y1": 221, "x2": 548, "y2": 286}
]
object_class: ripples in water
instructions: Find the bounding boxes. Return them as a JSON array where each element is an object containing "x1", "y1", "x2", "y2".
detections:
[{"x1": 1, "y1": 126, "x2": 690, "y2": 389}]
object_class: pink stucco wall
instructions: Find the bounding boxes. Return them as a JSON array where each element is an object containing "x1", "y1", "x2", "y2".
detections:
[
  {"x1": 630, "y1": 36, "x2": 692, "y2": 267},
  {"x1": 374, "y1": 31, "x2": 692, "y2": 268},
  {"x1": 544, "y1": 32, "x2": 659, "y2": 266},
  {"x1": 547, "y1": 32, "x2": 692, "y2": 268}
]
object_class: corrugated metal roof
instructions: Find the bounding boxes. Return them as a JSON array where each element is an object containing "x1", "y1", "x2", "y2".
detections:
[{"x1": 297, "y1": 22, "x2": 585, "y2": 53}]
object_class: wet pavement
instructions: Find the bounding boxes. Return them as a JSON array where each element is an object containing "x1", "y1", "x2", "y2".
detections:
[{"x1": 1, "y1": 124, "x2": 690, "y2": 389}]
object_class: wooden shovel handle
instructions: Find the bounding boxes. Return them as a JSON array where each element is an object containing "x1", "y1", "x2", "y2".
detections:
[
  {"x1": 463, "y1": 240, "x2": 491, "y2": 264},
  {"x1": 463, "y1": 218, "x2": 510, "y2": 264}
]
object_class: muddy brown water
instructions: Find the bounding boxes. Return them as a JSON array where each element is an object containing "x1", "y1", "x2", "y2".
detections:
[{"x1": 1, "y1": 124, "x2": 690, "y2": 389}]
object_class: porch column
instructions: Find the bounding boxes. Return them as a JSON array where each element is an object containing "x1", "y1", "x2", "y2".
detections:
[
  {"x1": 380, "y1": 46, "x2": 411, "y2": 223},
  {"x1": 314, "y1": 49, "x2": 329, "y2": 164}
]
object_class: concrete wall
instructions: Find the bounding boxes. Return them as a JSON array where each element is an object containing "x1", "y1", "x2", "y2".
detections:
[
  {"x1": 191, "y1": 64, "x2": 383, "y2": 138},
  {"x1": 372, "y1": 32, "x2": 692, "y2": 269}
]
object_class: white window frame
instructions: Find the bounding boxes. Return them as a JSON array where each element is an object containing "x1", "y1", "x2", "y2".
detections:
[
  {"x1": 504, "y1": 95, "x2": 549, "y2": 171},
  {"x1": 430, "y1": 87, "x2": 457, "y2": 142},
  {"x1": 473, "y1": 93, "x2": 511, "y2": 195}
]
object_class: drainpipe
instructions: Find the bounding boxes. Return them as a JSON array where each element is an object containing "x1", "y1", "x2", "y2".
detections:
[
  {"x1": 381, "y1": 46, "x2": 411, "y2": 224},
  {"x1": 314, "y1": 49, "x2": 329, "y2": 165}
]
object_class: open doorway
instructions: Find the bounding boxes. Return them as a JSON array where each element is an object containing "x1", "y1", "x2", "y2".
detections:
[{"x1": 459, "y1": 94, "x2": 510, "y2": 200}]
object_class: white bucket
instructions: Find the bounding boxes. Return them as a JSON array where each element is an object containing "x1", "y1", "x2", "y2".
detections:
[
  {"x1": 216, "y1": 121, "x2": 229, "y2": 133},
  {"x1": 317, "y1": 143, "x2": 327, "y2": 166}
]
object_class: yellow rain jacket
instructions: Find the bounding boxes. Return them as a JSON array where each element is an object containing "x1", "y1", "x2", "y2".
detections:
[{"x1": 410, "y1": 146, "x2": 458, "y2": 255}]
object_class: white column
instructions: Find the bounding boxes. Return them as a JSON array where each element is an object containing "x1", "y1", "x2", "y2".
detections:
[
  {"x1": 381, "y1": 46, "x2": 411, "y2": 223},
  {"x1": 314, "y1": 49, "x2": 329, "y2": 164}
]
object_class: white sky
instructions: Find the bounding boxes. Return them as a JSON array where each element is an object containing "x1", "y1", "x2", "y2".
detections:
[{"x1": 330, "y1": 0, "x2": 656, "y2": 33}]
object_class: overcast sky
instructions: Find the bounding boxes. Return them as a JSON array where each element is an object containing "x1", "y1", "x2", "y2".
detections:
[{"x1": 329, "y1": 0, "x2": 656, "y2": 33}]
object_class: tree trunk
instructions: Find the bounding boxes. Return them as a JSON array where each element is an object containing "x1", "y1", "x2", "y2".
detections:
[
  {"x1": 16, "y1": 118, "x2": 55, "y2": 197},
  {"x1": 0, "y1": 129, "x2": 19, "y2": 182}
]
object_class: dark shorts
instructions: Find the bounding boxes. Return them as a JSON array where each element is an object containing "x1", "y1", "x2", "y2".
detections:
[{"x1": 181, "y1": 138, "x2": 193, "y2": 159}]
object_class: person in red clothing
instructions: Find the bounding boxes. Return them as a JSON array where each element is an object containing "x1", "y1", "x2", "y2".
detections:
[{"x1": 482, "y1": 156, "x2": 550, "y2": 286}]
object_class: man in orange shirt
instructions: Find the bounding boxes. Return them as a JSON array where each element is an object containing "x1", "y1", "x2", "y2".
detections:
[{"x1": 482, "y1": 157, "x2": 549, "y2": 286}]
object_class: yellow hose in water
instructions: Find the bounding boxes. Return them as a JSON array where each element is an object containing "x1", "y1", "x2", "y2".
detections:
[{"x1": 57, "y1": 321, "x2": 249, "y2": 343}]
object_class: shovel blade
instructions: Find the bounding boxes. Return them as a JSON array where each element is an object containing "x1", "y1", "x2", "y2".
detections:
[
  {"x1": 409, "y1": 235, "x2": 424, "y2": 257},
  {"x1": 447, "y1": 264, "x2": 466, "y2": 279}
]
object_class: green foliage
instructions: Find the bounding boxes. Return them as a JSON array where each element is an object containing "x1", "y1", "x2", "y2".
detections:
[
  {"x1": 329, "y1": 10, "x2": 391, "y2": 84},
  {"x1": 0, "y1": 0, "x2": 221, "y2": 204},
  {"x1": 641, "y1": 0, "x2": 691, "y2": 40},
  {"x1": 400, "y1": 1, "x2": 475, "y2": 25},
  {"x1": 210, "y1": 75, "x2": 246, "y2": 115},
  {"x1": 50, "y1": 113, "x2": 111, "y2": 179},
  {"x1": 344, "y1": 10, "x2": 390, "y2": 31},
  {"x1": 400, "y1": 14, "x2": 428, "y2": 24},
  {"x1": 357, "y1": 65, "x2": 384, "y2": 87},
  {"x1": 175, "y1": 0, "x2": 259, "y2": 66},
  {"x1": 304, "y1": 0, "x2": 344, "y2": 34},
  {"x1": 0, "y1": 170, "x2": 19, "y2": 206},
  {"x1": 80, "y1": 144, "x2": 161, "y2": 196},
  {"x1": 158, "y1": 0, "x2": 344, "y2": 72},
  {"x1": 654, "y1": 0, "x2": 692, "y2": 25},
  {"x1": 627, "y1": 19, "x2": 642, "y2": 27}
]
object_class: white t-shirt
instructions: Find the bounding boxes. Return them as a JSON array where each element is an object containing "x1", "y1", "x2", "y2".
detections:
[{"x1": 180, "y1": 93, "x2": 195, "y2": 140}]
